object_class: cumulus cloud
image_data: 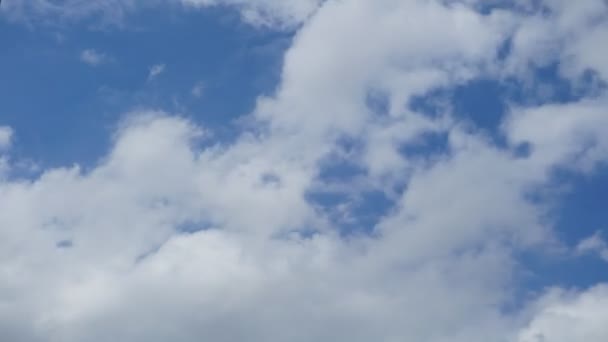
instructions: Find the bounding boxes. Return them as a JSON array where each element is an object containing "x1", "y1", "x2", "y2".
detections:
[
  {"x1": 0, "y1": 112, "x2": 518, "y2": 342},
  {"x1": 505, "y1": 96, "x2": 608, "y2": 173},
  {"x1": 1, "y1": 0, "x2": 608, "y2": 341},
  {"x1": 504, "y1": 0, "x2": 608, "y2": 80},
  {"x1": 518, "y1": 286, "x2": 608, "y2": 342}
]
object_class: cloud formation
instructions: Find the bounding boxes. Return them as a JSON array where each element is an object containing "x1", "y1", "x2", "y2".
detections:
[
  {"x1": 577, "y1": 233, "x2": 608, "y2": 262},
  {"x1": 518, "y1": 286, "x2": 608, "y2": 342},
  {"x1": 1, "y1": 1, "x2": 608, "y2": 341},
  {"x1": 148, "y1": 64, "x2": 166, "y2": 81},
  {"x1": 80, "y1": 49, "x2": 110, "y2": 66}
]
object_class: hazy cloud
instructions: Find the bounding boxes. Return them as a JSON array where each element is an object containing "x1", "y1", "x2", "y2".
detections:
[
  {"x1": 148, "y1": 64, "x2": 166, "y2": 81},
  {"x1": 80, "y1": 49, "x2": 110, "y2": 66}
]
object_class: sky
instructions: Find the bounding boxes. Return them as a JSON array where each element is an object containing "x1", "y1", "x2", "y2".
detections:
[{"x1": 1, "y1": 0, "x2": 608, "y2": 341}]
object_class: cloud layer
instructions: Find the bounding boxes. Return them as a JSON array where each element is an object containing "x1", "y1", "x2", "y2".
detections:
[{"x1": 1, "y1": 0, "x2": 608, "y2": 341}]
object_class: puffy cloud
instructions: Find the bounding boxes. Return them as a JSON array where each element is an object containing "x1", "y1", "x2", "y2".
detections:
[
  {"x1": 505, "y1": 96, "x2": 608, "y2": 173},
  {"x1": 2, "y1": 0, "x2": 608, "y2": 341},
  {"x1": 0, "y1": 112, "x2": 519, "y2": 342},
  {"x1": 517, "y1": 286, "x2": 608, "y2": 342},
  {"x1": 505, "y1": 0, "x2": 608, "y2": 80},
  {"x1": 0, "y1": 104, "x2": 603, "y2": 341}
]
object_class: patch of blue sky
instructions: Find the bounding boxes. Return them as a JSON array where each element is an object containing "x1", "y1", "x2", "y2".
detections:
[
  {"x1": 0, "y1": 5, "x2": 289, "y2": 171},
  {"x1": 503, "y1": 250, "x2": 608, "y2": 315},
  {"x1": 512, "y1": 154, "x2": 608, "y2": 294},
  {"x1": 491, "y1": 160, "x2": 608, "y2": 309},
  {"x1": 316, "y1": 145, "x2": 365, "y2": 183},
  {"x1": 462, "y1": 0, "x2": 550, "y2": 16},
  {"x1": 398, "y1": 131, "x2": 450, "y2": 161},
  {"x1": 309, "y1": 133, "x2": 400, "y2": 236},
  {"x1": 410, "y1": 62, "x2": 605, "y2": 144},
  {"x1": 305, "y1": 188, "x2": 393, "y2": 237},
  {"x1": 404, "y1": 62, "x2": 608, "y2": 295},
  {"x1": 550, "y1": 164, "x2": 608, "y2": 246}
]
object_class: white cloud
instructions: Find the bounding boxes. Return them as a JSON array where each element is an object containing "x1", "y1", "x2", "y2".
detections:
[
  {"x1": 518, "y1": 286, "x2": 608, "y2": 342},
  {"x1": 148, "y1": 64, "x2": 166, "y2": 81},
  {"x1": 577, "y1": 232, "x2": 608, "y2": 262},
  {"x1": 1, "y1": 0, "x2": 608, "y2": 341},
  {"x1": 505, "y1": 0, "x2": 608, "y2": 81},
  {"x1": 0, "y1": 113, "x2": 520, "y2": 341},
  {"x1": 80, "y1": 49, "x2": 109, "y2": 66},
  {"x1": 504, "y1": 96, "x2": 608, "y2": 173}
]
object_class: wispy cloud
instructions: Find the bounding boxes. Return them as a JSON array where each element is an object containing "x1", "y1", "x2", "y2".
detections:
[
  {"x1": 191, "y1": 82, "x2": 205, "y2": 98},
  {"x1": 148, "y1": 64, "x2": 166, "y2": 81},
  {"x1": 0, "y1": 126, "x2": 13, "y2": 150},
  {"x1": 80, "y1": 49, "x2": 110, "y2": 66},
  {"x1": 577, "y1": 232, "x2": 608, "y2": 262}
]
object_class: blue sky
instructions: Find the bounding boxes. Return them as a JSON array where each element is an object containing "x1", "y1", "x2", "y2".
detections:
[
  {"x1": 1, "y1": 1, "x2": 608, "y2": 341},
  {"x1": 1, "y1": 5, "x2": 288, "y2": 169}
]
